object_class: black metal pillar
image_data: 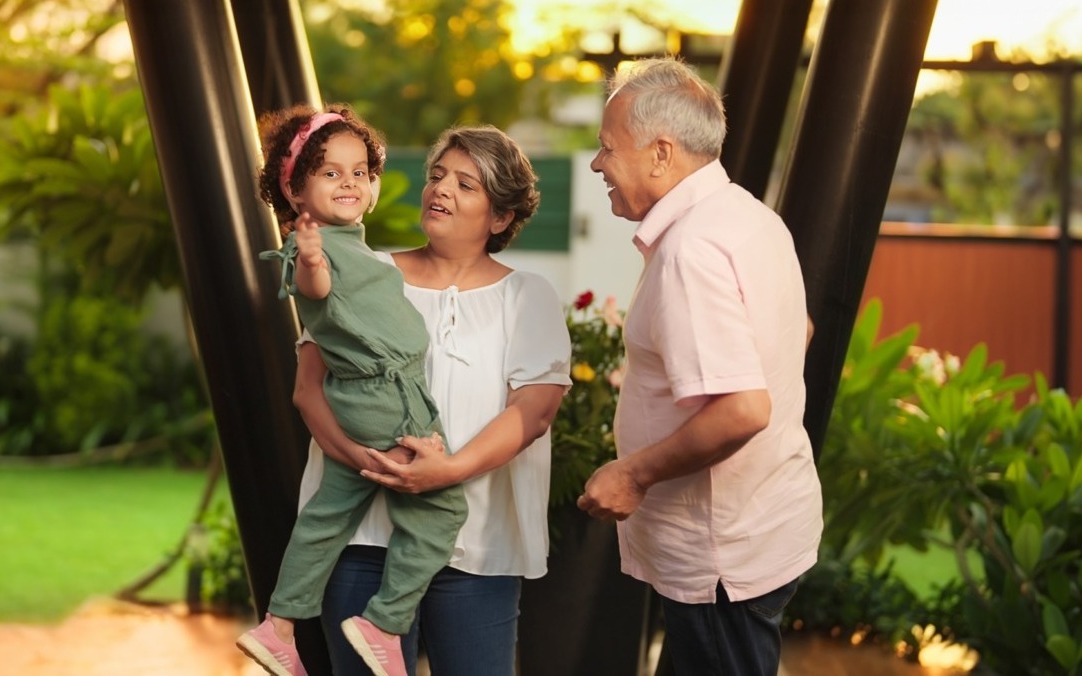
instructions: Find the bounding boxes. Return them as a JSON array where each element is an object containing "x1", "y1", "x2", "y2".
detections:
[
  {"x1": 777, "y1": 0, "x2": 938, "y2": 454},
  {"x1": 123, "y1": 1, "x2": 328, "y2": 671},
  {"x1": 230, "y1": 0, "x2": 321, "y2": 117},
  {"x1": 226, "y1": 2, "x2": 333, "y2": 670},
  {"x1": 1053, "y1": 63, "x2": 1074, "y2": 391},
  {"x1": 718, "y1": 0, "x2": 814, "y2": 199}
]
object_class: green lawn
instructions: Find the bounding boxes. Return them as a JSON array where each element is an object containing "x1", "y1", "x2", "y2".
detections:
[
  {"x1": 0, "y1": 465, "x2": 226, "y2": 623},
  {"x1": 885, "y1": 541, "x2": 979, "y2": 600},
  {"x1": 0, "y1": 464, "x2": 969, "y2": 626}
]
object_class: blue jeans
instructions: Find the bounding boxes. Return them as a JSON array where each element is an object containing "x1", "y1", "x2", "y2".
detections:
[
  {"x1": 321, "y1": 545, "x2": 521, "y2": 676},
  {"x1": 660, "y1": 577, "x2": 799, "y2": 676}
]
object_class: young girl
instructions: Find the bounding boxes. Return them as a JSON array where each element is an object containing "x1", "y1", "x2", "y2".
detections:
[{"x1": 236, "y1": 104, "x2": 465, "y2": 676}]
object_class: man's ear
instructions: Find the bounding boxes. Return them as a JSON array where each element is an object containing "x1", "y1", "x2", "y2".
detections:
[{"x1": 652, "y1": 137, "x2": 674, "y2": 175}]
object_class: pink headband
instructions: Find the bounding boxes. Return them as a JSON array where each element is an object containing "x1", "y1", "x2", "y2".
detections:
[{"x1": 278, "y1": 112, "x2": 344, "y2": 202}]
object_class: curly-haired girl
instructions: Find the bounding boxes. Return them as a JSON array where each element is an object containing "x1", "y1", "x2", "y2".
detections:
[{"x1": 237, "y1": 104, "x2": 463, "y2": 676}]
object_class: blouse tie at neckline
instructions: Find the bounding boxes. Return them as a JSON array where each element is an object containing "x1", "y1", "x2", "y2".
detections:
[{"x1": 435, "y1": 286, "x2": 470, "y2": 365}]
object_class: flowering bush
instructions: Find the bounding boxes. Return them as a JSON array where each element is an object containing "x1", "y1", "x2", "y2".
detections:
[{"x1": 549, "y1": 290, "x2": 626, "y2": 510}]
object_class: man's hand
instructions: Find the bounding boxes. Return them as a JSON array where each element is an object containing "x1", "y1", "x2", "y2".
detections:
[{"x1": 577, "y1": 458, "x2": 646, "y2": 521}]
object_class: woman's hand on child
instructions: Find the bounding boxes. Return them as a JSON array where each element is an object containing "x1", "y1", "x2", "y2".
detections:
[
  {"x1": 383, "y1": 445, "x2": 416, "y2": 465},
  {"x1": 360, "y1": 432, "x2": 455, "y2": 494},
  {"x1": 349, "y1": 442, "x2": 414, "y2": 476}
]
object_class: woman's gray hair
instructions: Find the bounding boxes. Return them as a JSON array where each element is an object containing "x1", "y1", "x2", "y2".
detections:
[
  {"x1": 609, "y1": 57, "x2": 727, "y2": 159},
  {"x1": 425, "y1": 125, "x2": 540, "y2": 253}
]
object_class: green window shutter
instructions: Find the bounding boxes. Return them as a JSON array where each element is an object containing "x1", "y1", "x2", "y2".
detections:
[
  {"x1": 523, "y1": 156, "x2": 571, "y2": 252},
  {"x1": 385, "y1": 150, "x2": 571, "y2": 252}
]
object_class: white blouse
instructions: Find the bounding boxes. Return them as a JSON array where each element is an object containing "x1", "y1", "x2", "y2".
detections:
[{"x1": 298, "y1": 253, "x2": 572, "y2": 578}]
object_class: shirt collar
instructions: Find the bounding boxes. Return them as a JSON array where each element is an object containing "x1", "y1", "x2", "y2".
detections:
[{"x1": 632, "y1": 160, "x2": 730, "y2": 253}]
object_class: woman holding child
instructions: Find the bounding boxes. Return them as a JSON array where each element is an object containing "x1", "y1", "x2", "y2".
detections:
[{"x1": 293, "y1": 124, "x2": 572, "y2": 675}]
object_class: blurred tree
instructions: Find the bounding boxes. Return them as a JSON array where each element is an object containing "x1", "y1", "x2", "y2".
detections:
[
  {"x1": 302, "y1": 0, "x2": 606, "y2": 148},
  {"x1": 304, "y1": 0, "x2": 532, "y2": 146},
  {"x1": 906, "y1": 52, "x2": 1082, "y2": 226},
  {"x1": 0, "y1": 0, "x2": 128, "y2": 116},
  {"x1": 0, "y1": 5, "x2": 422, "y2": 457},
  {"x1": 0, "y1": 84, "x2": 177, "y2": 303}
]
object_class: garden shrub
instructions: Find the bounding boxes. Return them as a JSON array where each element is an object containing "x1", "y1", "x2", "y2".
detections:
[
  {"x1": 0, "y1": 335, "x2": 42, "y2": 456},
  {"x1": 189, "y1": 499, "x2": 253, "y2": 616},
  {"x1": 549, "y1": 290, "x2": 624, "y2": 511},
  {"x1": 28, "y1": 294, "x2": 146, "y2": 450},
  {"x1": 786, "y1": 551, "x2": 915, "y2": 639},
  {"x1": 809, "y1": 298, "x2": 1082, "y2": 674},
  {"x1": 2, "y1": 291, "x2": 210, "y2": 462}
]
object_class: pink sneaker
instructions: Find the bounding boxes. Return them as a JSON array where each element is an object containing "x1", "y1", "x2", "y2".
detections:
[
  {"x1": 236, "y1": 614, "x2": 309, "y2": 676},
  {"x1": 340, "y1": 616, "x2": 407, "y2": 676}
]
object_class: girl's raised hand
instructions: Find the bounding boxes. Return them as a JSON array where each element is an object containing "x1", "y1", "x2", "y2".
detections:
[{"x1": 294, "y1": 212, "x2": 324, "y2": 270}]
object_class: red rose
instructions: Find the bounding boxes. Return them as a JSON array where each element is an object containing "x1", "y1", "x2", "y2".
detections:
[{"x1": 574, "y1": 290, "x2": 594, "y2": 310}]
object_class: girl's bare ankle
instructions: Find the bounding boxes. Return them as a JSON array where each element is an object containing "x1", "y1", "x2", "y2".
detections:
[{"x1": 269, "y1": 615, "x2": 296, "y2": 643}]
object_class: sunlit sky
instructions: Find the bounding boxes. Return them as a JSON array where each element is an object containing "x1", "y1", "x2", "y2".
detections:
[
  {"x1": 508, "y1": 0, "x2": 1082, "y2": 61},
  {"x1": 923, "y1": 0, "x2": 1082, "y2": 59},
  {"x1": 96, "y1": 0, "x2": 1082, "y2": 90},
  {"x1": 94, "y1": 0, "x2": 1082, "y2": 68}
]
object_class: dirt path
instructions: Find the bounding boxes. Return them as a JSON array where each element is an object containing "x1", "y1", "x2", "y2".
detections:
[
  {"x1": 3, "y1": 598, "x2": 261, "y2": 676},
  {"x1": 3, "y1": 597, "x2": 953, "y2": 675}
]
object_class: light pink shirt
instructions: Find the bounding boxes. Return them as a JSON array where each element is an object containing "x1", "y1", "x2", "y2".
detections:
[{"x1": 614, "y1": 160, "x2": 822, "y2": 604}]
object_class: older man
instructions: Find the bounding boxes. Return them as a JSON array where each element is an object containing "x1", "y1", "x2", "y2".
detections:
[{"x1": 577, "y1": 57, "x2": 822, "y2": 675}]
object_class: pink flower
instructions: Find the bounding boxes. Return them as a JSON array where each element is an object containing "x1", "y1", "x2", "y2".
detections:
[
  {"x1": 574, "y1": 290, "x2": 594, "y2": 310},
  {"x1": 601, "y1": 295, "x2": 623, "y2": 328},
  {"x1": 607, "y1": 363, "x2": 625, "y2": 389}
]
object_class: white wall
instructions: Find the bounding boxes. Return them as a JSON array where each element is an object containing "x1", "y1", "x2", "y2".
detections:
[
  {"x1": 0, "y1": 242, "x2": 37, "y2": 339},
  {"x1": 498, "y1": 150, "x2": 642, "y2": 309},
  {"x1": 566, "y1": 150, "x2": 642, "y2": 306}
]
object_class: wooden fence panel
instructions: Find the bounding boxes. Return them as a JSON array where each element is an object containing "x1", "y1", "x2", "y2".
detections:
[{"x1": 860, "y1": 227, "x2": 1080, "y2": 397}]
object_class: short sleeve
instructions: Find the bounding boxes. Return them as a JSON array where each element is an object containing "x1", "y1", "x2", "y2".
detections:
[
  {"x1": 502, "y1": 272, "x2": 573, "y2": 390},
  {"x1": 654, "y1": 243, "x2": 765, "y2": 403},
  {"x1": 295, "y1": 327, "x2": 315, "y2": 354}
]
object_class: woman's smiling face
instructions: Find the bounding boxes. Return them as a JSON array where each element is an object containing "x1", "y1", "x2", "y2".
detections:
[{"x1": 421, "y1": 147, "x2": 510, "y2": 247}]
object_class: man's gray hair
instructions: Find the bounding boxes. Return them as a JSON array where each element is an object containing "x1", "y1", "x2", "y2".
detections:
[{"x1": 609, "y1": 57, "x2": 727, "y2": 158}]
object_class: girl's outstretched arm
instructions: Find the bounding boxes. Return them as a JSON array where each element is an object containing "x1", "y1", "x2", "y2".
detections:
[{"x1": 293, "y1": 212, "x2": 331, "y2": 299}]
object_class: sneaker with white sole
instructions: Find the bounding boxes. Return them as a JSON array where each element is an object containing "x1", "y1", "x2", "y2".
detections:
[
  {"x1": 340, "y1": 616, "x2": 407, "y2": 676},
  {"x1": 236, "y1": 614, "x2": 309, "y2": 676}
]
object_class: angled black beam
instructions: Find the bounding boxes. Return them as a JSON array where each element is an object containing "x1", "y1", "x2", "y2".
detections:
[
  {"x1": 230, "y1": 0, "x2": 321, "y2": 117},
  {"x1": 718, "y1": 0, "x2": 814, "y2": 199},
  {"x1": 227, "y1": 2, "x2": 334, "y2": 671},
  {"x1": 123, "y1": 0, "x2": 318, "y2": 664},
  {"x1": 777, "y1": 0, "x2": 939, "y2": 454}
]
